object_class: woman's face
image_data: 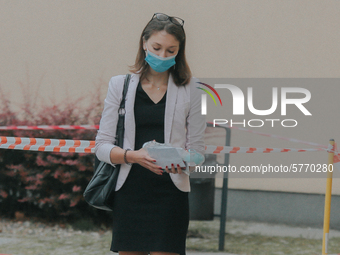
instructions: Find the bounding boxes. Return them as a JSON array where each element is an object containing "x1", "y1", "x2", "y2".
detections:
[{"x1": 143, "y1": 30, "x2": 180, "y2": 58}]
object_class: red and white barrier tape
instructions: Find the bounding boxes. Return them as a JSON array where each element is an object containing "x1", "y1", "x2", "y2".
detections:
[
  {"x1": 205, "y1": 145, "x2": 325, "y2": 154},
  {"x1": 0, "y1": 136, "x2": 326, "y2": 154},
  {"x1": 209, "y1": 122, "x2": 328, "y2": 149},
  {"x1": 327, "y1": 143, "x2": 340, "y2": 154},
  {"x1": 0, "y1": 137, "x2": 95, "y2": 153},
  {"x1": 0, "y1": 125, "x2": 99, "y2": 130},
  {"x1": 0, "y1": 124, "x2": 329, "y2": 150}
]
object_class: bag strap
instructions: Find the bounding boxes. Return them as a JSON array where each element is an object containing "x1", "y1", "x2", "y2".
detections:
[
  {"x1": 94, "y1": 74, "x2": 131, "y2": 169},
  {"x1": 117, "y1": 74, "x2": 131, "y2": 116},
  {"x1": 115, "y1": 74, "x2": 131, "y2": 148}
]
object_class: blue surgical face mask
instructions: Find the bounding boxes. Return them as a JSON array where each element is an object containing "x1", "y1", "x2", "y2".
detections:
[{"x1": 144, "y1": 46, "x2": 177, "y2": 73}]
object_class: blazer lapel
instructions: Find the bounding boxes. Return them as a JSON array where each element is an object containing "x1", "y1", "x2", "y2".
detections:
[
  {"x1": 124, "y1": 73, "x2": 139, "y2": 150},
  {"x1": 164, "y1": 74, "x2": 178, "y2": 144}
]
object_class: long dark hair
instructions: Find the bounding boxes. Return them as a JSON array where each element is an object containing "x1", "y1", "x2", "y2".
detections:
[{"x1": 129, "y1": 16, "x2": 192, "y2": 86}]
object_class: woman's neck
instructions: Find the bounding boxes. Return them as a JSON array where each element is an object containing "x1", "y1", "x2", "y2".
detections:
[{"x1": 144, "y1": 69, "x2": 169, "y2": 86}]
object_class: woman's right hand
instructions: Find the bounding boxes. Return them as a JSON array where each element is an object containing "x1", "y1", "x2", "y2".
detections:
[{"x1": 127, "y1": 148, "x2": 164, "y2": 175}]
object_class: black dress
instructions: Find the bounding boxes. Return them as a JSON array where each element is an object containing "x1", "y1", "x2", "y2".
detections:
[{"x1": 110, "y1": 81, "x2": 189, "y2": 255}]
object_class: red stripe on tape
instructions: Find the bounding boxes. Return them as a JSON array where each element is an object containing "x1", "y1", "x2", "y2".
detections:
[
  {"x1": 23, "y1": 138, "x2": 37, "y2": 150},
  {"x1": 246, "y1": 147, "x2": 256, "y2": 153},
  {"x1": 0, "y1": 136, "x2": 8, "y2": 145},
  {"x1": 50, "y1": 125, "x2": 63, "y2": 130},
  {"x1": 213, "y1": 146, "x2": 224, "y2": 154},
  {"x1": 8, "y1": 137, "x2": 21, "y2": 149},
  {"x1": 53, "y1": 139, "x2": 66, "y2": 152},
  {"x1": 38, "y1": 139, "x2": 51, "y2": 151},
  {"x1": 264, "y1": 148, "x2": 273, "y2": 153},
  {"x1": 69, "y1": 140, "x2": 81, "y2": 152},
  {"x1": 84, "y1": 144, "x2": 95, "y2": 153},
  {"x1": 230, "y1": 147, "x2": 240, "y2": 153}
]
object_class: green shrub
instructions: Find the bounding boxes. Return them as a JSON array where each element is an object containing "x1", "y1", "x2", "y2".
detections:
[{"x1": 0, "y1": 79, "x2": 113, "y2": 226}]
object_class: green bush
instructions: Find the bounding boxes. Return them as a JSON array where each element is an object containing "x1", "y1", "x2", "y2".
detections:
[{"x1": 0, "y1": 80, "x2": 113, "y2": 226}]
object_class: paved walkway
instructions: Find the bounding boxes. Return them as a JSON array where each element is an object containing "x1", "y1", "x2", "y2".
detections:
[
  {"x1": 187, "y1": 252, "x2": 236, "y2": 255},
  {"x1": 0, "y1": 235, "x2": 237, "y2": 255}
]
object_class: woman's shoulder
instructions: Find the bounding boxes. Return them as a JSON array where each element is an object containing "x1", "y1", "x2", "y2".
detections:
[
  {"x1": 180, "y1": 76, "x2": 199, "y2": 86},
  {"x1": 190, "y1": 76, "x2": 199, "y2": 84},
  {"x1": 109, "y1": 74, "x2": 131, "y2": 84},
  {"x1": 174, "y1": 76, "x2": 203, "y2": 103},
  {"x1": 177, "y1": 76, "x2": 199, "y2": 90},
  {"x1": 108, "y1": 73, "x2": 138, "y2": 90},
  {"x1": 181, "y1": 76, "x2": 200, "y2": 93}
]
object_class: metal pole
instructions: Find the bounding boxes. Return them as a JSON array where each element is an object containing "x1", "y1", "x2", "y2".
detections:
[
  {"x1": 322, "y1": 139, "x2": 335, "y2": 255},
  {"x1": 218, "y1": 126, "x2": 231, "y2": 251}
]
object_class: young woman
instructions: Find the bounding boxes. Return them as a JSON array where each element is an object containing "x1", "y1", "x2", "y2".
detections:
[{"x1": 95, "y1": 13, "x2": 206, "y2": 255}]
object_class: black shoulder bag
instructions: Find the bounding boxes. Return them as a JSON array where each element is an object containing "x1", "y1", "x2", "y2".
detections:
[{"x1": 83, "y1": 74, "x2": 131, "y2": 211}]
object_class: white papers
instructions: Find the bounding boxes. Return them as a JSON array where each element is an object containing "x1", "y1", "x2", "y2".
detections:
[{"x1": 146, "y1": 146, "x2": 186, "y2": 169}]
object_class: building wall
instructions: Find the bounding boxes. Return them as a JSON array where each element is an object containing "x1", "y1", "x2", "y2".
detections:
[
  {"x1": 1, "y1": 0, "x2": 340, "y2": 194},
  {"x1": 214, "y1": 188, "x2": 340, "y2": 230}
]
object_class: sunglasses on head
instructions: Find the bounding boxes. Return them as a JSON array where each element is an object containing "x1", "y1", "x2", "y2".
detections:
[{"x1": 150, "y1": 13, "x2": 184, "y2": 27}]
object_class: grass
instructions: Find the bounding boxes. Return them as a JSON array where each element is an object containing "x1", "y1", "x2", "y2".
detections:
[
  {"x1": 1, "y1": 219, "x2": 340, "y2": 255},
  {"x1": 187, "y1": 220, "x2": 340, "y2": 255},
  {"x1": 0, "y1": 232, "x2": 112, "y2": 255}
]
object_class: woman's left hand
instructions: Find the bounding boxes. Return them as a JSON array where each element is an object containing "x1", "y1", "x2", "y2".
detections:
[{"x1": 165, "y1": 164, "x2": 186, "y2": 174}]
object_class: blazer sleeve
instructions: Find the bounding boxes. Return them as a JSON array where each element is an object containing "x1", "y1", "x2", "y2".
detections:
[
  {"x1": 185, "y1": 77, "x2": 206, "y2": 160},
  {"x1": 95, "y1": 75, "x2": 124, "y2": 166}
]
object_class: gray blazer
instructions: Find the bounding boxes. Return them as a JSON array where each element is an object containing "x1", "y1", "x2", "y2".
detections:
[{"x1": 95, "y1": 73, "x2": 206, "y2": 192}]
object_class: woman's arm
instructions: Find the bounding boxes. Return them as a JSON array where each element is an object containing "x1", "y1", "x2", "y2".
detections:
[
  {"x1": 185, "y1": 78, "x2": 207, "y2": 170},
  {"x1": 186, "y1": 78, "x2": 206, "y2": 156},
  {"x1": 95, "y1": 76, "x2": 123, "y2": 166}
]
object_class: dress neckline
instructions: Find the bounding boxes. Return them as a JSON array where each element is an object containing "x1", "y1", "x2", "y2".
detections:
[{"x1": 138, "y1": 81, "x2": 167, "y2": 105}]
